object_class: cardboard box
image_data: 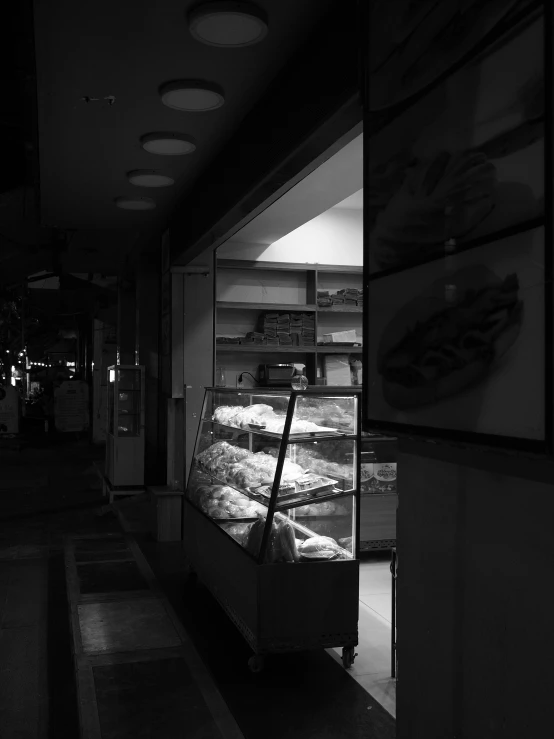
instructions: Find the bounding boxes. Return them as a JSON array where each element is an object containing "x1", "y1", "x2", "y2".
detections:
[{"x1": 322, "y1": 330, "x2": 357, "y2": 343}]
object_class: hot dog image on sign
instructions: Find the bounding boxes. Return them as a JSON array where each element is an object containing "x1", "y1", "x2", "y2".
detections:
[{"x1": 366, "y1": 227, "x2": 545, "y2": 441}]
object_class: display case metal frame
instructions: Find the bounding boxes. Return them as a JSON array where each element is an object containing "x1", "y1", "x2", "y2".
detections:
[{"x1": 183, "y1": 386, "x2": 361, "y2": 671}]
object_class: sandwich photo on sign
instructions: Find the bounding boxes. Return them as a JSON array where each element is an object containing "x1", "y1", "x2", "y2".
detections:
[{"x1": 365, "y1": 226, "x2": 545, "y2": 442}]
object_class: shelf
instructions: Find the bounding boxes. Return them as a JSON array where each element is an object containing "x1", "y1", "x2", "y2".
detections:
[
  {"x1": 275, "y1": 488, "x2": 355, "y2": 512},
  {"x1": 208, "y1": 419, "x2": 356, "y2": 442},
  {"x1": 216, "y1": 345, "x2": 317, "y2": 353},
  {"x1": 217, "y1": 302, "x2": 362, "y2": 313},
  {"x1": 318, "y1": 305, "x2": 362, "y2": 313},
  {"x1": 217, "y1": 301, "x2": 316, "y2": 311},
  {"x1": 317, "y1": 346, "x2": 363, "y2": 353},
  {"x1": 216, "y1": 344, "x2": 363, "y2": 353},
  {"x1": 218, "y1": 259, "x2": 363, "y2": 274}
]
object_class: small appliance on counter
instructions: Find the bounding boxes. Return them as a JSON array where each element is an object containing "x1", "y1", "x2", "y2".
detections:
[{"x1": 258, "y1": 363, "x2": 300, "y2": 387}]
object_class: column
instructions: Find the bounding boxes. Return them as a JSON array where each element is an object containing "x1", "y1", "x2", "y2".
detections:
[{"x1": 135, "y1": 253, "x2": 162, "y2": 485}]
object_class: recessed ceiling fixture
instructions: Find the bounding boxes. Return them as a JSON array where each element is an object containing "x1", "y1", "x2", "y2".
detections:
[
  {"x1": 188, "y1": 2, "x2": 268, "y2": 47},
  {"x1": 127, "y1": 170, "x2": 175, "y2": 187},
  {"x1": 140, "y1": 132, "x2": 197, "y2": 155},
  {"x1": 115, "y1": 197, "x2": 156, "y2": 211},
  {"x1": 159, "y1": 80, "x2": 225, "y2": 112}
]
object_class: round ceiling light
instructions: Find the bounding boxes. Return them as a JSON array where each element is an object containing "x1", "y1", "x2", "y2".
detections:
[
  {"x1": 140, "y1": 132, "x2": 197, "y2": 155},
  {"x1": 127, "y1": 170, "x2": 175, "y2": 187},
  {"x1": 159, "y1": 80, "x2": 225, "y2": 112},
  {"x1": 115, "y1": 197, "x2": 156, "y2": 211},
  {"x1": 188, "y1": 2, "x2": 268, "y2": 47}
]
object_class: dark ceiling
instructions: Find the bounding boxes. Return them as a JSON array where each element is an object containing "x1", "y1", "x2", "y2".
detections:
[
  {"x1": 32, "y1": 0, "x2": 337, "y2": 275},
  {"x1": 1, "y1": 0, "x2": 341, "y2": 285}
]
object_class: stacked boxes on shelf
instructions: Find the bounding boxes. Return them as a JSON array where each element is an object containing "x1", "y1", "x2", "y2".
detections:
[{"x1": 317, "y1": 288, "x2": 364, "y2": 307}]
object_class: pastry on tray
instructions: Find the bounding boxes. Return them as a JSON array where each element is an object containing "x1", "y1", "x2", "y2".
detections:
[
  {"x1": 196, "y1": 441, "x2": 305, "y2": 490},
  {"x1": 212, "y1": 404, "x2": 338, "y2": 435},
  {"x1": 297, "y1": 536, "x2": 350, "y2": 561}
]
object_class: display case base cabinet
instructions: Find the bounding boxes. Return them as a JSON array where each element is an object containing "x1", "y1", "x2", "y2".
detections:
[{"x1": 183, "y1": 501, "x2": 359, "y2": 654}]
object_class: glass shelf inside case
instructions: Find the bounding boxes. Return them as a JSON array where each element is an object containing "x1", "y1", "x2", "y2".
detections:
[{"x1": 117, "y1": 415, "x2": 140, "y2": 437}]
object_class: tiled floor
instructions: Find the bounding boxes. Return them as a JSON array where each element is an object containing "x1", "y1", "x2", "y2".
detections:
[{"x1": 330, "y1": 558, "x2": 396, "y2": 718}]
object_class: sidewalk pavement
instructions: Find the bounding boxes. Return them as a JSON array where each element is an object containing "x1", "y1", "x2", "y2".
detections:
[{"x1": 0, "y1": 437, "x2": 118, "y2": 739}]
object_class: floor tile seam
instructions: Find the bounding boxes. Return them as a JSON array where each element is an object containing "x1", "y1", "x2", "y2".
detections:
[
  {"x1": 77, "y1": 645, "x2": 188, "y2": 668},
  {"x1": 77, "y1": 591, "x2": 157, "y2": 606},
  {"x1": 79, "y1": 642, "x2": 184, "y2": 661}
]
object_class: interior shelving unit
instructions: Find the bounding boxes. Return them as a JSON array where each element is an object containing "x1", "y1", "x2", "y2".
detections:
[{"x1": 215, "y1": 259, "x2": 363, "y2": 387}]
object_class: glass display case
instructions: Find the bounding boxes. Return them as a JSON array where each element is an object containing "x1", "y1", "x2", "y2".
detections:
[
  {"x1": 184, "y1": 387, "x2": 361, "y2": 672},
  {"x1": 105, "y1": 365, "x2": 145, "y2": 487}
]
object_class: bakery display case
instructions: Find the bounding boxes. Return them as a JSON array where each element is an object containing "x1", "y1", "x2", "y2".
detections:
[
  {"x1": 359, "y1": 432, "x2": 398, "y2": 551},
  {"x1": 105, "y1": 365, "x2": 145, "y2": 487},
  {"x1": 184, "y1": 387, "x2": 361, "y2": 672}
]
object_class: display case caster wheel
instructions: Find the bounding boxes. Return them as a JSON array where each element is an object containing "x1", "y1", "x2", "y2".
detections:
[
  {"x1": 248, "y1": 655, "x2": 265, "y2": 673},
  {"x1": 342, "y1": 646, "x2": 358, "y2": 669}
]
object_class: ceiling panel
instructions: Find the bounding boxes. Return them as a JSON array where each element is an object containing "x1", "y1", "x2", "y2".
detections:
[
  {"x1": 225, "y1": 132, "x2": 363, "y2": 246},
  {"x1": 34, "y1": 0, "x2": 335, "y2": 237}
]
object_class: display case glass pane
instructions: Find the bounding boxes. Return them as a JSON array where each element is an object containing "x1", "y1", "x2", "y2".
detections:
[
  {"x1": 186, "y1": 464, "x2": 355, "y2": 563},
  {"x1": 107, "y1": 380, "x2": 115, "y2": 435},
  {"x1": 189, "y1": 388, "x2": 360, "y2": 564},
  {"x1": 209, "y1": 391, "x2": 290, "y2": 434},
  {"x1": 118, "y1": 390, "x2": 140, "y2": 415},
  {"x1": 118, "y1": 369, "x2": 140, "y2": 391},
  {"x1": 293, "y1": 394, "x2": 357, "y2": 435},
  {"x1": 186, "y1": 465, "x2": 267, "y2": 558},
  {"x1": 194, "y1": 421, "x2": 355, "y2": 505},
  {"x1": 278, "y1": 495, "x2": 355, "y2": 559},
  {"x1": 117, "y1": 415, "x2": 139, "y2": 437},
  {"x1": 208, "y1": 389, "x2": 357, "y2": 439}
]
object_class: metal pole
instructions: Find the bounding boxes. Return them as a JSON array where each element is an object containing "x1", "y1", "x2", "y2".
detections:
[{"x1": 257, "y1": 391, "x2": 297, "y2": 564}]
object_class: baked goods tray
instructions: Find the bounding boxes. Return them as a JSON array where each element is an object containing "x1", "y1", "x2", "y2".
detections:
[
  {"x1": 250, "y1": 475, "x2": 339, "y2": 500},
  {"x1": 247, "y1": 424, "x2": 350, "y2": 438},
  {"x1": 209, "y1": 419, "x2": 352, "y2": 439}
]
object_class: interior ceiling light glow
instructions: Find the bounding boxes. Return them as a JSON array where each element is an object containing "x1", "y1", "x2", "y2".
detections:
[
  {"x1": 115, "y1": 197, "x2": 156, "y2": 211},
  {"x1": 159, "y1": 80, "x2": 225, "y2": 111},
  {"x1": 188, "y1": 2, "x2": 268, "y2": 47},
  {"x1": 127, "y1": 170, "x2": 175, "y2": 187},
  {"x1": 140, "y1": 132, "x2": 197, "y2": 155}
]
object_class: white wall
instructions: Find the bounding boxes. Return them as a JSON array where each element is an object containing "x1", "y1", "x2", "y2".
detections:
[{"x1": 219, "y1": 207, "x2": 363, "y2": 266}]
